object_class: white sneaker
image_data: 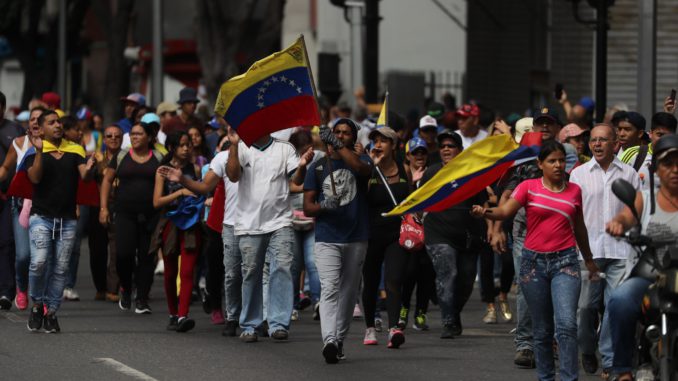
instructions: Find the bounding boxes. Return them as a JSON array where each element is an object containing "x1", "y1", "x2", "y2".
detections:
[
  {"x1": 154, "y1": 260, "x2": 164, "y2": 276},
  {"x1": 63, "y1": 288, "x2": 80, "y2": 301},
  {"x1": 353, "y1": 304, "x2": 363, "y2": 319},
  {"x1": 291, "y1": 309, "x2": 299, "y2": 321},
  {"x1": 363, "y1": 327, "x2": 378, "y2": 345}
]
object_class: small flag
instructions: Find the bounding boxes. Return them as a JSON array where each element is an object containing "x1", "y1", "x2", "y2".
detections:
[
  {"x1": 384, "y1": 132, "x2": 542, "y2": 216},
  {"x1": 376, "y1": 92, "x2": 388, "y2": 128},
  {"x1": 214, "y1": 36, "x2": 321, "y2": 146}
]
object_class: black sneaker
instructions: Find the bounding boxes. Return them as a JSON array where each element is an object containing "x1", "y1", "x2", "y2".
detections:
[
  {"x1": 322, "y1": 341, "x2": 339, "y2": 364},
  {"x1": 0, "y1": 295, "x2": 12, "y2": 310},
  {"x1": 440, "y1": 324, "x2": 455, "y2": 339},
  {"x1": 134, "y1": 299, "x2": 152, "y2": 314},
  {"x1": 222, "y1": 320, "x2": 238, "y2": 337},
  {"x1": 167, "y1": 316, "x2": 179, "y2": 331},
  {"x1": 176, "y1": 317, "x2": 195, "y2": 333},
  {"x1": 450, "y1": 322, "x2": 463, "y2": 336},
  {"x1": 43, "y1": 313, "x2": 60, "y2": 333},
  {"x1": 119, "y1": 290, "x2": 132, "y2": 311},
  {"x1": 337, "y1": 341, "x2": 346, "y2": 361},
  {"x1": 296, "y1": 295, "x2": 312, "y2": 311},
  {"x1": 270, "y1": 329, "x2": 288, "y2": 341},
  {"x1": 514, "y1": 349, "x2": 536, "y2": 368},
  {"x1": 256, "y1": 320, "x2": 269, "y2": 337},
  {"x1": 312, "y1": 303, "x2": 320, "y2": 321},
  {"x1": 582, "y1": 353, "x2": 599, "y2": 374},
  {"x1": 27, "y1": 303, "x2": 44, "y2": 332}
]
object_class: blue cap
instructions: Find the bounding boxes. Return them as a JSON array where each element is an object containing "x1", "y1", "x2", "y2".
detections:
[
  {"x1": 406, "y1": 137, "x2": 428, "y2": 154},
  {"x1": 16, "y1": 110, "x2": 30, "y2": 122},
  {"x1": 140, "y1": 112, "x2": 160, "y2": 125},
  {"x1": 76, "y1": 107, "x2": 92, "y2": 121},
  {"x1": 578, "y1": 97, "x2": 595, "y2": 113},
  {"x1": 207, "y1": 116, "x2": 221, "y2": 129}
]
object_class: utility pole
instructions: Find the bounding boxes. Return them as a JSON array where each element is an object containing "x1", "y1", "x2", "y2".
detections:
[
  {"x1": 57, "y1": 0, "x2": 67, "y2": 105},
  {"x1": 594, "y1": 0, "x2": 607, "y2": 123},
  {"x1": 637, "y1": 0, "x2": 656, "y2": 119},
  {"x1": 364, "y1": 0, "x2": 380, "y2": 104},
  {"x1": 152, "y1": 0, "x2": 164, "y2": 105},
  {"x1": 347, "y1": 2, "x2": 364, "y2": 108}
]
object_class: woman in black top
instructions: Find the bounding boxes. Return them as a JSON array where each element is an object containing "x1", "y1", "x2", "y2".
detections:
[
  {"x1": 100, "y1": 122, "x2": 162, "y2": 314},
  {"x1": 153, "y1": 131, "x2": 201, "y2": 332},
  {"x1": 362, "y1": 127, "x2": 411, "y2": 349}
]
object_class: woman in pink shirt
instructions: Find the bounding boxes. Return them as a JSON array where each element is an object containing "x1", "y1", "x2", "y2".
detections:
[{"x1": 472, "y1": 140, "x2": 600, "y2": 381}]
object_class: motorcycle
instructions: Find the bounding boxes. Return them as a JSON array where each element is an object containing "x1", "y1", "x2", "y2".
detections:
[{"x1": 611, "y1": 179, "x2": 678, "y2": 381}]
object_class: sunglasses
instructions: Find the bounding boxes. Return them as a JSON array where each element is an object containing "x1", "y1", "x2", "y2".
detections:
[
  {"x1": 440, "y1": 143, "x2": 459, "y2": 149},
  {"x1": 105, "y1": 134, "x2": 122, "y2": 139}
]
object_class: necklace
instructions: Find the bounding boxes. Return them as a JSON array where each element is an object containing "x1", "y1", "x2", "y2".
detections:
[
  {"x1": 660, "y1": 188, "x2": 678, "y2": 210},
  {"x1": 541, "y1": 177, "x2": 566, "y2": 193}
]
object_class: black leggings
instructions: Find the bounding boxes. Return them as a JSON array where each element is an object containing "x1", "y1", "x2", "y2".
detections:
[
  {"x1": 401, "y1": 248, "x2": 436, "y2": 314},
  {"x1": 479, "y1": 242, "x2": 514, "y2": 303},
  {"x1": 204, "y1": 227, "x2": 224, "y2": 311},
  {"x1": 88, "y1": 206, "x2": 109, "y2": 293},
  {"x1": 362, "y1": 230, "x2": 410, "y2": 329},
  {"x1": 115, "y1": 210, "x2": 158, "y2": 301}
]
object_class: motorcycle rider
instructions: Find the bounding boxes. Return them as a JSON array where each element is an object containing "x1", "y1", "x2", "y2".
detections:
[{"x1": 605, "y1": 134, "x2": 678, "y2": 381}]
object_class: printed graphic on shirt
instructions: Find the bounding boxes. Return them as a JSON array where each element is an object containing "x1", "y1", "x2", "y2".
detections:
[{"x1": 322, "y1": 168, "x2": 357, "y2": 206}]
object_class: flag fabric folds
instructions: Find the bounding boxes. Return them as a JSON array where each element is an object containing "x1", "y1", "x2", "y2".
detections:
[
  {"x1": 384, "y1": 132, "x2": 542, "y2": 216},
  {"x1": 214, "y1": 36, "x2": 321, "y2": 146},
  {"x1": 7, "y1": 139, "x2": 99, "y2": 206},
  {"x1": 376, "y1": 92, "x2": 388, "y2": 128}
]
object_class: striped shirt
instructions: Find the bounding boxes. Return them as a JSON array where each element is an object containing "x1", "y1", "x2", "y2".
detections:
[
  {"x1": 511, "y1": 178, "x2": 582, "y2": 252},
  {"x1": 569, "y1": 157, "x2": 641, "y2": 260}
]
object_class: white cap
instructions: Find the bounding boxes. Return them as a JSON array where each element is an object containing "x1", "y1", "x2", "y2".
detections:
[
  {"x1": 419, "y1": 115, "x2": 438, "y2": 129},
  {"x1": 514, "y1": 117, "x2": 533, "y2": 143}
]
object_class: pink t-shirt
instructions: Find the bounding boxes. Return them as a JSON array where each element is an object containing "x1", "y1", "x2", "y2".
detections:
[{"x1": 511, "y1": 178, "x2": 582, "y2": 253}]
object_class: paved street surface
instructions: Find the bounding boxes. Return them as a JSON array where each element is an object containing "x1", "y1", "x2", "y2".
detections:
[{"x1": 0, "y1": 242, "x2": 603, "y2": 380}]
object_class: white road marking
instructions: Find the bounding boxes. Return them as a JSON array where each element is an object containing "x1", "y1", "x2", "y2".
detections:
[
  {"x1": 1, "y1": 312, "x2": 24, "y2": 323},
  {"x1": 93, "y1": 358, "x2": 158, "y2": 381}
]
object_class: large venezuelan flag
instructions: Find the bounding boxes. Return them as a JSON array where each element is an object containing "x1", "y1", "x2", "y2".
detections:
[
  {"x1": 384, "y1": 132, "x2": 542, "y2": 216},
  {"x1": 214, "y1": 36, "x2": 321, "y2": 146}
]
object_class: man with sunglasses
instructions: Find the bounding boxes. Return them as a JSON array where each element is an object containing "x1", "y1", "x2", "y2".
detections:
[{"x1": 420, "y1": 129, "x2": 488, "y2": 339}]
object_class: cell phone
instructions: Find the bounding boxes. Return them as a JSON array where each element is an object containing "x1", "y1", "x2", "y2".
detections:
[
  {"x1": 554, "y1": 83, "x2": 564, "y2": 101},
  {"x1": 670, "y1": 89, "x2": 676, "y2": 102}
]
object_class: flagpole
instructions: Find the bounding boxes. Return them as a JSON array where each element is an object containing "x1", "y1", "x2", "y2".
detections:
[
  {"x1": 384, "y1": 90, "x2": 389, "y2": 127},
  {"x1": 300, "y1": 34, "x2": 337, "y2": 196}
]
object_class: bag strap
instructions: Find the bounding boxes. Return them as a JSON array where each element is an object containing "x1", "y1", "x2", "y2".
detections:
[{"x1": 633, "y1": 145, "x2": 649, "y2": 171}]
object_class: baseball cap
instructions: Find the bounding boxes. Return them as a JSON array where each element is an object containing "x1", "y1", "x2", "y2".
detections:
[
  {"x1": 140, "y1": 112, "x2": 160, "y2": 125},
  {"x1": 558, "y1": 123, "x2": 586, "y2": 142},
  {"x1": 405, "y1": 137, "x2": 428, "y2": 154},
  {"x1": 514, "y1": 117, "x2": 533, "y2": 143},
  {"x1": 455, "y1": 104, "x2": 480, "y2": 118},
  {"x1": 369, "y1": 127, "x2": 398, "y2": 144},
  {"x1": 419, "y1": 115, "x2": 438, "y2": 130},
  {"x1": 156, "y1": 101, "x2": 179, "y2": 115},
  {"x1": 207, "y1": 116, "x2": 221, "y2": 130},
  {"x1": 427, "y1": 102, "x2": 445, "y2": 121},
  {"x1": 120, "y1": 92, "x2": 146, "y2": 107},
  {"x1": 436, "y1": 129, "x2": 463, "y2": 149},
  {"x1": 16, "y1": 110, "x2": 30, "y2": 122},
  {"x1": 55, "y1": 109, "x2": 66, "y2": 118},
  {"x1": 619, "y1": 111, "x2": 646, "y2": 131},
  {"x1": 533, "y1": 107, "x2": 562, "y2": 126},
  {"x1": 653, "y1": 134, "x2": 678, "y2": 163},
  {"x1": 578, "y1": 97, "x2": 595, "y2": 113},
  {"x1": 178, "y1": 88, "x2": 199, "y2": 104},
  {"x1": 76, "y1": 107, "x2": 92, "y2": 121},
  {"x1": 41, "y1": 92, "x2": 61, "y2": 109}
]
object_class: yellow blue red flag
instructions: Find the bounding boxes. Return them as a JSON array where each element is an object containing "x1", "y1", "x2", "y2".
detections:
[
  {"x1": 376, "y1": 92, "x2": 388, "y2": 128},
  {"x1": 384, "y1": 132, "x2": 542, "y2": 216},
  {"x1": 214, "y1": 36, "x2": 320, "y2": 145}
]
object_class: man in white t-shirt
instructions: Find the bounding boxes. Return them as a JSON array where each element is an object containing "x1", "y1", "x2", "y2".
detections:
[
  {"x1": 159, "y1": 147, "x2": 242, "y2": 336},
  {"x1": 225, "y1": 128, "x2": 313, "y2": 343},
  {"x1": 454, "y1": 104, "x2": 487, "y2": 149}
]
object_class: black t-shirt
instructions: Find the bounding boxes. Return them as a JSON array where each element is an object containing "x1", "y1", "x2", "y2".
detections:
[
  {"x1": 26, "y1": 152, "x2": 84, "y2": 219},
  {"x1": 109, "y1": 152, "x2": 160, "y2": 214},
  {"x1": 427, "y1": 150, "x2": 442, "y2": 165},
  {"x1": 421, "y1": 162, "x2": 487, "y2": 249},
  {"x1": 163, "y1": 163, "x2": 197, "y2": 212},
  {"x1": 367, "y1": 164, "x2": 410, "y2": 236},
  {"x1": 0, "y1": 119, "x2": 24, "y2": 192}
]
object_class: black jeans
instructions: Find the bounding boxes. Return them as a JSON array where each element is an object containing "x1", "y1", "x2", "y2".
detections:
[
  {"x1": 479, "y1": 242, "x2": 514, "y2": 303},
  {"x1": 362, "y1": 229, "x2": 410, "y2": 329},
  {"x1": 0, "y1": 198, "x2": 15, "y2": 299},
  {"x1": 204, "y1": 227, "x2": 224, "y2": 311},
  {"x1": 88, "y1": 206, "x2": 109, "y2": 293},
  {"x1": 115, "y1": 210, "x2": 158, "y2": 301},
  {"x1": 401, "y1": 248, "x2": 436, "y2": 314}
]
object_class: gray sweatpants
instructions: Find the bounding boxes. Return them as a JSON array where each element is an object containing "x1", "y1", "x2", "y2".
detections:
[{"x1": 315, "y1": 241, "x2": 368, "y2": 345}]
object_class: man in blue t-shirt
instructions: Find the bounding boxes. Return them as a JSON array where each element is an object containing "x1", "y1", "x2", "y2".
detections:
[{"x1": 303, "y1": 118, "x2": 372, "y2": 364}]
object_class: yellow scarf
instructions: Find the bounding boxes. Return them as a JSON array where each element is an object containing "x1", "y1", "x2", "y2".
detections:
[{"x1": 43, "y1": 139, "x2": 86, "y2": 158}]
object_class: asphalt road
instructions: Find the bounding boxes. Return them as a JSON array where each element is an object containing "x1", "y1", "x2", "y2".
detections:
[{"x1": 0, "y1": 242, "x2": 603, "y2": 381}]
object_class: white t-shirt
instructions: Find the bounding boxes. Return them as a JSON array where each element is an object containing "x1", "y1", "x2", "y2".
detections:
[
  {"x1": 209, "y1": 151, "x2": 239, "y2": 226},
  {"x1": 233, "y1": 139, "x2": 299, "y2": 235},
  {"x1": 455, "y1": 129, "x2": 488, "y2": 149}
]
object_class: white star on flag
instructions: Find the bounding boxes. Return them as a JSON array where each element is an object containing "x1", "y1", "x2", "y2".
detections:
[
  {"x1": 258, "y1": 87, "x2": 266, "y2": 93},
  {"x1": 280, "y1": 76, "x2": 287, "y2": 83},
  {"x1": 271, "y1": 76, "x2": 278, "y2": 82},
  {"x1": 289, "y1": 80, "x2": 296, "y2": 87},
  {"x1": 264, "y1": 80, "x2": 270, "y2": 86},
  {"x1": 296, "y1": 87, "x2": 302, "y2": 94},
  {"x1": 257, "y1": 102, "x2": 264, "y2": 108}
]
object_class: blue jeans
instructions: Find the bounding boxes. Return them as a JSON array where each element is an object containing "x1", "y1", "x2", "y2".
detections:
[
  {"x1": 28, "y1": 215, "x2": 77, "y2": 312},
  {"x1": 608, "y1": 276, "x2": 653, "y2": 374},
  {"x1": 10, "y1": 198, "x2": 31, "y2": 292},
  {"x1": 238, "y1": 226, "x2": 294, "y2": 334},
  {"x1": 578, "y1": 258, "x2": 626, "y2": 368},
  {"x1": 293, "y1": 229, "x2": 320, "y2": 304},
  {"x1": 512, "y1": 231, "x2": 533, "y2": 351},
  {"x1": 520, "y1": 247, "x2": 581, "y2": 381},
  {"x1": 222, "y1": 224, "x2": 242, "y2": 322}
]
